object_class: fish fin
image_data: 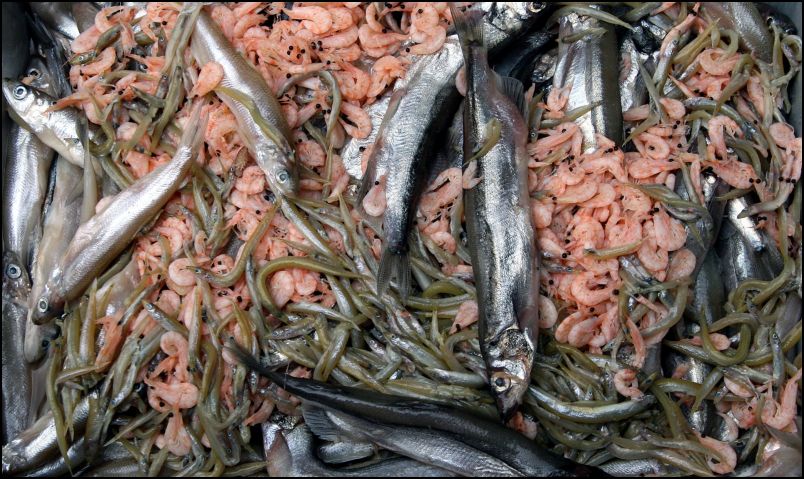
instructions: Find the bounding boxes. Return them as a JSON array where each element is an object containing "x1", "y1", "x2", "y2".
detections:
[
  {"x1": 302, "y1": 406, "x2": 343, "y2": 442},
  {"x1": 377, "y1": 248, "x2": 411, "y2": 300},
  {"x1": 450, "y1": 4, "x2": 485, "y2": 59},
  {"x1": 497, "y1": 75, "x2": 527, "y2": 118}
]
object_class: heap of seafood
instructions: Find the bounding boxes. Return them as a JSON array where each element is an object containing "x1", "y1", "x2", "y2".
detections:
[{"x1": 1, "y1": 2, "x2": 802, "y2": 477}]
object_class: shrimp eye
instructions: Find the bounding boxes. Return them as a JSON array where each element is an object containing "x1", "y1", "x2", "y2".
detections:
[
  {"x1": 28, "y1": 68, "x2": 40, "y2": 78},
  {"x1": 37, "y1": 298, "x2": 49, "y2": 313},
  {"x1": 6, "y1": 263, "x2": 21, "y2": 279},
  {"x1": 13, "y1": 85, "x2": 28, "y2": 99},
  {"x1": 277, "y1": 170, "x2": 290, "y2": 183}
]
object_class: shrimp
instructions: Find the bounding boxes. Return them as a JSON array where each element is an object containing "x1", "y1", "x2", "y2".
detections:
[
  {"x1": 554, "y1": 311, "x2": 588, "y2": 343},
  {"x1": 284, "y1": 6, "x2": 333, "y2": 35},
  {"x1": 339, "y1": 101, "x2": 371, "y2": 139},
  {"x1": 160, "y1": 331, "x2": 190, "y2": 382},
  {"x1": 409, "y1": 25, "x2": 447, "y2": 55},
  {"x1": 625, "y1": 317, "x2": 646, "y2": 368},
  {"x1": 539, "y1": 295, "x2": 558, "y2": 329},
  {"x1": 450, "y1": 300, "x2": 479, "y2": 333},
  {"x1": 156, "y1": 410, "x2": 192, "y2": 456},
  {"x1": 659, "y1": 98, "x2": 686, "y2": 120},
  {"x1": 716, "y1": 413, "x2": 739, "y2": 443},
  {"x1": 666, "y1": 248, "x2": 696, "y2": 281},
  {"x1": 556, "y1": 179, "x2": 598, "y2": 204},
  {"x1": 235, "y1": 165, "x2": 267, "y2": 195},
  {"x1": 95, "y1": 315, "x2": 124, "y2": 368},
  {"x1": 623, "y1": 104, "x2": 650, "y2": 122},
  {"x1": 297, "y1": 140, "x2": 326, "y2": 168},
  {"x1": 71, "y1": 25, "x2": 102, "y2": 54},
  {"x1": 147, "y1": 380, "x2": 199, "y2": 413},
  {"x1": 698, "y1": 48, "x2": 740, "y2": 76},
  {"x1": 614, "y1": 369, "x2": 644, "y2": 400},
  {"x1": 637, "y1": 132, "x2": 671, "y2": 160},
  {"x1": 358, "y1": 24, "x2": 407, "y2": 49},
  {"x1": 637, "y1": 223, "x2": 669, "y2": 272},
  {"x1": 81, "y1": 47, "x2": 117, "y2": 77},
  {"x1": 581, "y1": 156, "x2": 628, "y2": 183},
  {"x1": 581, "y1": 182, "x2": 617, "y2": 208},
  {"x1": 568, "y1": 317, "x2": 602, "y2": 348},
  {"x1": 190, "y1": 62, "x2": 224, "y2": 98},
  {"x1": 770, "y1": 122, "x2": 797, "y2": 149},
  {"x1": 419, "y1": 168, "x2": 461, "y2": 216},
  {"x1": 334, "y1": 62, "x2": 370, "y2": 101},
  {"x1": 723, "y1": 377, "x2": 754, "y2": 398},
  {"x1": 707, "y1": 115, "x2": 742, "y2": 160},
  {"x1": 168, "y1": 258, "x2": 196, "y2": 294},
  {"x1": 696, "y1": 433, "x2": 737, "y2": 475},
  {"x1": 546, "y1": 85, "x2": 572, "y2": 113},
  {"x1": 652, "y1": 208, "x2": 687, "y2": 252},
  {"x1": 762, "y1": 369, "x2": 803, "y2": 430},
  {"x1": 704, "y1": 158, "x2": 757, "y2": 189},
  {"x1": 530, "y1": 200, "x2": 554, "y2": 229},
  {"x1": 690, "y1": 333, "x2": 731, "y2": 351},
  {"x1": 367, "y1": 55, "x2": 406, "y2": 99},
  {"x1": 320, "y1": 25, "x2": 359, "y2": 49},
  {"x1": 570, "y1": 272, "x2": 615, "y2": 306},
  {"x1": 270, "y1": 270, "x2": 296, "y2": 309},
  {"x1": 660, "y1": 14, "x2": 695, "y2": 56}
]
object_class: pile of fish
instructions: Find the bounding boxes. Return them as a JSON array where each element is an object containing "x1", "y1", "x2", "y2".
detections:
[{"x1": 1, "y1": 2, "x2": 802, "y2": 477}]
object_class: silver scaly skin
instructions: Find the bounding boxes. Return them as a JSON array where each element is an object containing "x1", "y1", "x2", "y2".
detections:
[
  {"x1": 263, "y1": 422, "x2": 456, "y2": 477},
  {"x1": 553, "y1": 8, "x2": 623, "y2": 152},
  {"x1": 30, "y1": 107, "x2": 207, "y2": 324},
  {"x1": 452, "y1": 5, "x2": 539, "y2": 421},
  {"x1": 191, "y1": 10, "x2": 297, "y2": 198},
  {"x1": 700, "y1": 3, "x2": 774, "y2": 64}
]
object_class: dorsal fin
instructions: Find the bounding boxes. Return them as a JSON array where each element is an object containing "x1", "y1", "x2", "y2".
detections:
[{"x1": 497, "y1": 75, "x2": 527, "y2": 117}]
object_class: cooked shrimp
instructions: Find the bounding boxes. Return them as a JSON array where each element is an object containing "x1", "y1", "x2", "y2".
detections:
[
  {"x1": 95, "y1": 315, "x2": 124, "y2": 368},
  {"x1": 554, "y1": 311, "x2": 588, "y2": 343},
  {"x1": 704, "y1": 158, "x2": 757, "y2": 189},
  {"x1": 659, "y1": 98, "x2": 686, "y2": 120},
  {"x1": 284, "y1": 6, "x2": 333, "y2": 35},
  {"x1": 652, "y1": 208, "x2": 687, "y2": 252},
  {"x1": 538, "y1": 295, "x2": 558, "y2": 329},
  {"x1": 567, "y1": 317, "x2": 602, "y2": 348},
  {"x1": 339, "y1": 101, "x2": 371, "y2": 139},
  {"x1": 270, "y1": 270, "x2": 296, "y2": 309},
  {"x1": 546, "y1": 85, "x2": 572, "y2": 113},
  {"x1": 637, "y1": 223, "x2": 669, "y2": 272},
  {"x1": 690, "y1": 333, "x2": 731, "y2": 351},
  {"x1": 696, "y1": 433, "x2": 737, "y2": 475},
  {"x1": 450, "y1": 300, "x2": 479, "y2": 333},
  {"x1": 156, "y1": 410, "x2": 192, "y2": 456},
  {"x1": 367, "y1": 55, "x2": 406, "y2": 99},
  {"x1": 698, "y1": 48, "x2": 740, "y2": 76},
  {"x1": 623, "y1": 104, "x2": 650, "y2": 122},
  {"x1": 358, "y1": 24, "x2": 407, "y2": 49},
  {"x1": 666, "y1": 248, "x2": 696, "y2": 281},
  {"x1": 762, "y1": 369, "x2": 803, "y2": 430},
  {"x1": 190, "y1": 62, "x2": 224, "y2": 98},
  {"x1": 707, "y1": 115, "x2": 742, "y2": 159},
  {"x1": 570, "y1": 272, "x2": 615, "y2": 306},
  {"x1": 168, "y1": 258, "x2": 196, "y2": 290},
  {"x1": 334, "y1": 62, "x2": 370, "y2": 101},
  {"x1": 409, "y1": 25, "x2": 447, "y2": 55},
  {"x1": 147, "y1": 380, "x2": 199, "y2": 413},
  {"x1": 614, "y1": 369, "x2": 644, "y2": 400}
]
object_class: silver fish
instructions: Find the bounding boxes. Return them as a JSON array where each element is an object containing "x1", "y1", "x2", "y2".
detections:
[
  {"x1": 700, "y1": 3, "x2": 774, "y2": 64},
  {"x1": 1, "y1": 252, "x2": 33, "y2": 444},
  {"x1": 304, "y1": 406, "x2": 523, "y2": 476},
  {"x1": 599, "y1": 458, "x2": 668, "y2": 476},
  {"x1": 25, "y1": 158, "x2": 84, "y2": 364},
  {"x1": 31, "y1": 107, "x2": 206, "y2": 324},
  {"x1": 29, "y1": 3, "x2": 79, "y2": 41},
  {"x1": 619, "y1": 35, "x2": 650, "y2": 113},
  {"x1": 2, "y1": 80, "x2": 88, "y2": 169},
  {"x1": 452, "y1": 5, "x2": 539, "y2": 420},
  {"x1": 553, "y1": 7, "x2": 623, "y2": 151},
  {"x1": 1, "y1": 396, "x2": 90, "y2": 476},
  {"x1": 352, "y1": 3, "x2": 545, "y2": 297},
  {"x1": 263, "y1": 423, "x2": 456, "y2": 477},
  {"x1": 317, "y1": 440, "x2": 376, "y2": 465},
  {"x1": 191, "y1": 10, "x2": 297, "y2": 197}
]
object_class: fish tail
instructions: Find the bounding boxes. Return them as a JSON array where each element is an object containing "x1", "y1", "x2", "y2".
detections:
[
  {"x1": 450, "y1": 5, "x2": 485, "y2": 59},
  {"x1": 377, "y1": 248, "x2": 411, "y2": 300}
]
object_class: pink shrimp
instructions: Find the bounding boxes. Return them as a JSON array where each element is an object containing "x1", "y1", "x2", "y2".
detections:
[
  {"x1": 270, "y1": 270, "x2": 296, "y2": 309},
  {"x1": 320, "y1": 25, "x2": 359, "y2": 50},
  {"x1": 614, "y1": 369, "x2": 644, "y2": 400},
  {"x1": 666, "y1": 248, "x2": 696, "y2": 281},
  {"x1": 361, "y1": 175, "x2": 387, "y2": 217},
  {"x1": 689, "y1": 333, "x2": 731, "y2": 351},
  {"x1": 556, "y1": 179, "x2": 599, "y2": 204},
  {"x1": 698, "y1": 48, "x2": 740, "y2": 76},
  {"x1": 762, "y1": 369, "x2": 803, "y2": 430},
  {"x1": 696, "y1": 433, "x2": 737, "y2": 475},
  {"x1": 581, "y1": 156, "x2": 628, "y2": 183},
  {"x1": 546, "y1": 85, "x2": 572, "y2": 113},
  {"x1": 167, "y1": 258, "x2": 196, "y2": 295},
  {"x1": 146, "y1": 380, "x2": 199, "y2": 413},
  {"x1": 367, "y1": 55, "x2": 406, "y2": 99},
  {"x1": 554, "y1": 311, "x2": 588, "y2": 343},
  {"x1": 652, "y1": 208, "x2": 687, "y2": 252},
  {"x1": 723, "y1": 377, "x2": 754, "y2": 398},
  {"x1": 538, "y1": 295, "x2": 558, "y2": 329},
  {"x1": 570, "y1": 272, "x2": 615, "y2": 306},
  {"x1": 339, "y1": 101, "x2": 371, "y2": 139},
  {"x1": 284, "y1": 6, "x2": 333, "y2": 35},
  {"x1": 625, "y1": 318, "x2": 646, "y2": 368},
  {"x1": 334, "y1": 62, "x2": 370, "y2": 101},
  {"x1": 95, "y1": 315, "x2": 124, "y2": 368},
  {"x1": 660, "y1": 14, "x2": 695, "y2": 56},
  {"x1": 623, "y1": 104, "x2": 650, "y2": 122},
  {"x1": 80, "y1": 47, "x2": 117, "y2": 77},
  {"x1": 156, "y1": 410, "x2": 192, "y2": 456},
  {"x1": 190, "y1": 62, "x2": 224, "y2": 98},
  {"x1": 450, "y1": 300, "x2": 479, "y2": 333},
  {"x1": 659, "y1": 98, "x2": 686, "y2": 120},
  {"x1": 567, "y1": 317, "x2": 602, "y2": 348},
  {"x1": 707, "y1": 115, "x2": 742, "y2": 159},
  {"x1": 244, "y1": 398, "x2": 275, "y2": 426},
  {"x1": 770, "y1": 122, "x2": 797, "y2": 149},
  {"x1": 637, "y1": 223, "x2": 669, "y2": 272},
  {"x1": 530, "y1": 200, "x2": 555, "y2": 229},
  {"x1": 358, "y1": 24, "x2": 407, "y2": 49},
  {"x1": 636, "y1": 132, "x2": 671, "y2": 160},
  {"x1": 704, "y1": 158, "x2": 757, "y2": 189},
  {"x1": 235, "y1": 165, "x2": 267, "y2": 195},
  {"x1": 419, "y1": 168, "x2": 461, "y2": 217},
  {"x1": 409, "y1": 25, "x2": 447, "y2": 55}
]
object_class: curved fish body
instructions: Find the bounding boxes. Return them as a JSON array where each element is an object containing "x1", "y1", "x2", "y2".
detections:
[
  {"x1": 25, "y1": 158, "x2": 83, "y2": 364},
  {"x1": 31, "y1": 107, "x2": 206, "y2": 324},
  {"x1": 304, "y1": 407, "x2": 523, "y2": 476},
  {"x1": 233, "y1": 348, "x2": 595, "y2": 477},
  {"x1": 700, "y1": 3, "x2": 774, "y2": 64},
  {"x1": 453, "y1": 5, "x2": 539, "y2": 421},
  {"x1": 2, "y1": 80, "x2": 87, "y2": 168},
  {"x1": 29, "y1": 3, "x2": 79, "y2": 41},
  {"x1": 263, "y1": 423, "x2": 455, "y2": 477},
  {"x1": 190, "y1": 10, "x2": 296, "y2": 197},
  {"x1": 553, "y1": 7, "x2": 623, "y2": 151},
  {"x1": 351, "y1": 3, "x2": 546, "y2": 297},
  {"x1": 1, "y1": 396, "x2": 90, "y2": 476},
  {"x1": 2, "y1": 252, "x2": 33, "y2": 444}
]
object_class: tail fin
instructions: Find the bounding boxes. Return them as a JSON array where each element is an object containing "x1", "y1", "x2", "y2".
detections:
[
  {"x1": 302, "y1": 407, "x2": 342, "y2": 442},
  {"x1": 377, "y1": 248, "x2": 411, "y2": 300},
  {"x1": 449, "y1": 5, "x2": 485, "y2": 59}
]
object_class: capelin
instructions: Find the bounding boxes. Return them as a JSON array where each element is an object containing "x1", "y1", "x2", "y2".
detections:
[
  {"x1": 2, "y1": 79, "x2": 38, "y2": 126},
  {"x1": 486, "y1": 328, "x2": 534, "y2": 421}
]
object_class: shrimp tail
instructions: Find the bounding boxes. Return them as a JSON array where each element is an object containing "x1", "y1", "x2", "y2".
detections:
[
  {"x1": 449, "y1": 4, "x2": 485, "y2": 61},
  {"x1": 377, "y1": 247, "x2": 411, "y2": 300}
]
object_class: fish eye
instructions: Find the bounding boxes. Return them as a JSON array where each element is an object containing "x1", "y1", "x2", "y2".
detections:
[
  {"x1": 28, "y1": 68, "x2": 40, "y2": 78},
  {"x1": 37, "y1": 298, "x2": 49, "y2": 313},
  {"x1": 277, "y1": 170, "x2": 290, "y2": 183},
  {"x1": 13, "y1": 85, "x2": 28, "y2": 99},
  {"x1": 492, "y1": 374, "x2": 511, "y2": 392},
  {"x1": 6, "y1": 263, "x2": 21, "y2": 279}
]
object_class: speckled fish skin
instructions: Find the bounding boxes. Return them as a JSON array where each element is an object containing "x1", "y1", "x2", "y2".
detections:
[
  {"x1": 452, "y1": 5, "x2": 539, "y2": 422},
  {"x1": 1, "y1": 252, "x2": 33, "y2": 445},
  {"x1": 700, "y1": 3, "x2": 774, "y2": 64},
  {"x1": 1, "y1": 80, "x2": 87, "y2": 168},
  {"x1": 25, "y1": 158, "x2": 83, "y2": 364},
  {"x1": 30, "y1": 107, "x2": 206, "y2": 325},
  {"x1": 553, "y1": 8, "x2": 623, "y2": 151},
  {"x1": 190, "y1": 9, "x2": 297, "y2": 198},
  {"x1": 263, "y1": 423, "x2": 456, "y2": 477}
]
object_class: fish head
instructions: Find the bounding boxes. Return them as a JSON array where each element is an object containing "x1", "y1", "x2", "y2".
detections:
[
  {"x1": 2, "y1": 252, "x2": 30, "y2": 303},
  {"x1": 481, "y1": 3, "x2": 547, "y2": 45},
  {"x1": 30, "y1": 283, "x2": 63, "y2": 325},
  {"x1": 24, "y1": 57, "x2": 57, "y2": 97},
  {"x1": 2, "y1": 79, "x2": 50, "y2": 132},
  {"x1": 261, "y1": 145, "x2": 299, "y2": 198},
  {"x1": 486, "y1": 328, "x2": 534, "y2": 420}
]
